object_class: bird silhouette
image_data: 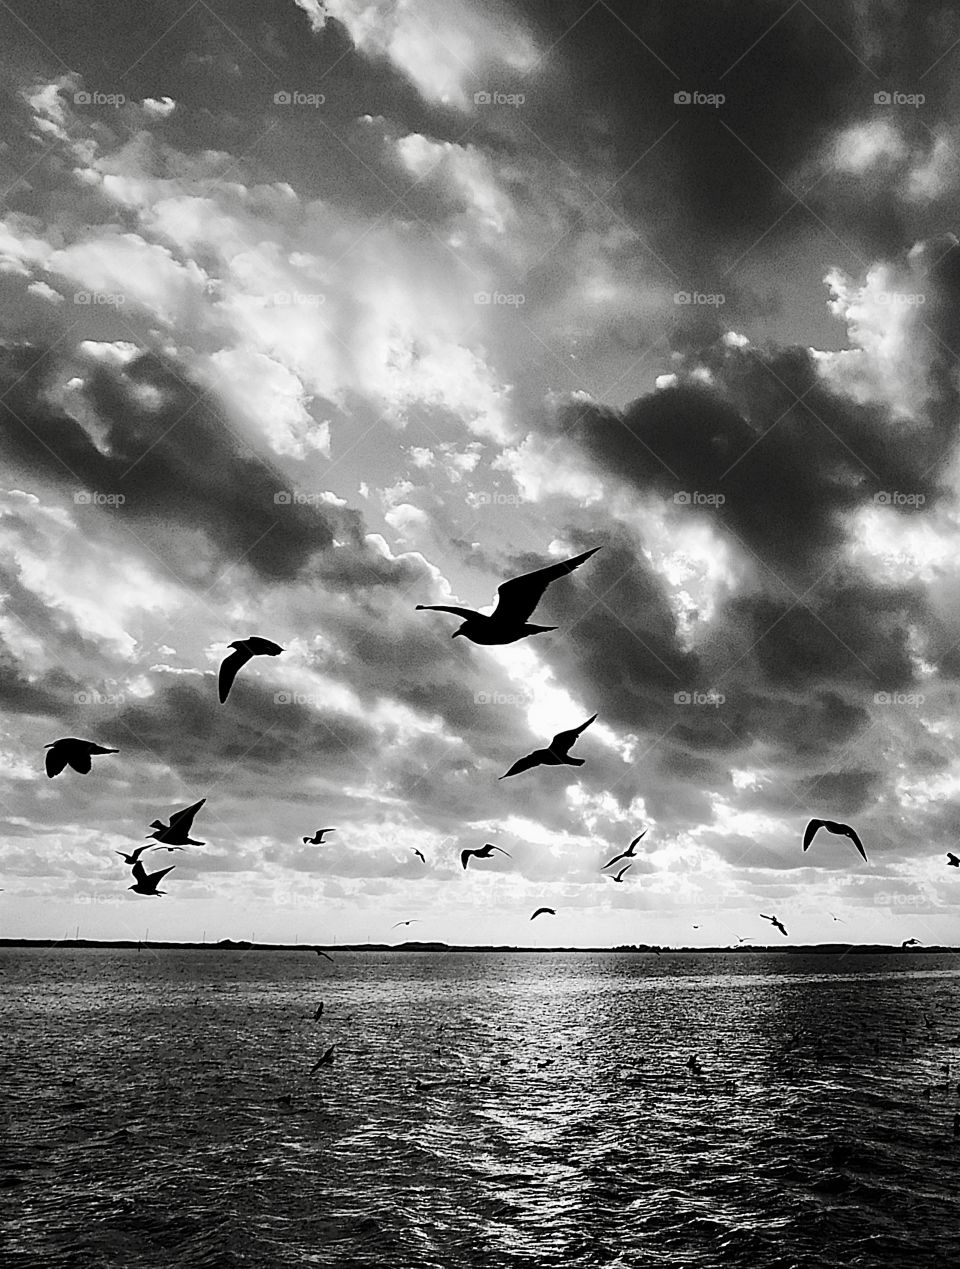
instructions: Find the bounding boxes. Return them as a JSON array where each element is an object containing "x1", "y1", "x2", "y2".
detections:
[
  {"x1": 128, "y1": 860, "x2": 174, "y2": 896},
  {"x1": 393, "y1": 920, "x2": 418, "y2": 928},
  {"x1": 218, "y1": 636, "x2": 283, "y2": 702},
  {"x1": 461, "y1": 843, "x2": 512, "y2": 870},
  {"x1": 313, "y1": 1002, "x2": 324, "y2": 1020},
  {"x1": 500, "y1": 715, "x2": 597, "y2": 779},
  {"x1": 609, "y1": 864, "x2": 632, "y2": 883},
  {"x1": 802, "y1": 818, "x2": 867, "y2": 862},
  {"x1": 735, "y1": 936, "x2": 752, "y2": 945},
  {"x1": 147, "y1": 798, "x2": 206, "y2": 846},
  {"x1": 313, "y1": 949, "x2": 335, "y2": 963},
  {"x1": 530, "y1": 907, "x2": 555, "y2": 920},
  {"x1": 44, "y1": 738, "x2": 118, "y2": 778},
  {"x1": 947, "y1": 853, "x2": 959, "y2": 868},
  {"x1": 602, "y1": 830, "x2": 646, "y2": 870},
  {"x1": 310, "y1": 1044, "x2": 335, "y2": 1072},
  {"x1": 830, "y1": 913, "x2": 845, "y2": 923},
  {"x1": 415, "y1": 547, "x2": 600, "y2": 644},
  {"x1": 303, "y1": 828, "x2": 336, "y2": 844},
  {"x1": 902, "y1": 937, "x2": 922, "y2": 947},
  {"x1": 115, "y1": 844, "x2": 158, "y2": 866},
  {"x1": 760, "y1": 914, "x2": 788, "y2": 937}
]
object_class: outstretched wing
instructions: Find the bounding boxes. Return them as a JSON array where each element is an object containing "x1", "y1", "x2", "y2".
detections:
[
  {"x1": 131, "y1": 860, "x2": 149, "y2": 885},
  {"x1": 69, "y1": 750, "x2": 93, "y2": 774},
  {"x1": 802, "y1": 819, "x2": 825, "y2": 851},
  {"x1": 415, "y1": 604, "x2": 478, "y2": 620},
  {"x1": 44, "y1": 745, "x2": 69, "y2": 778},
  {"x1": 499, "y1": 750, "x2": 546, "y2": 779},
  {"x1": 461, "y1": 849, "x2": 473, "y2": 869},
  {"x1": 169, "y1": 798, "x2": 205, "y2": 830},
  {"x1": 948, "y1": 853, "x2": 959, "y2": 865},
  {"x1": 602, "y1": 850, "x2": 627, "y2": 870},
  {"x1": 549, "y1": 714, "x2": 597, "y2": 757},
  {"x1": 218, "y1": 647, "x2": 251, "y2": 703},
  {"x1": 491, "y1": 548, "x2": 600, "y2": 625},
  {"x1": 530, "y1": 908, "x2": 555, "y2": 920},
  {"x1": 145, "y1": 865, "x2": 175, "y2": 886},
  {"x1": 614, "y1": 864, "x2": 632, "y2": 882},
  {"x1": 843, "y1": 824, "x2": 868, "y2": 862}
]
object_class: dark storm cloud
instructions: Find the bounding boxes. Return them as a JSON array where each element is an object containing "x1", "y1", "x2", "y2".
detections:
[
  {"x1": 795, "y1": 769, "x2": 881, "y2": 815},
  {"x1": 0, "y1": 636, "x2": 75, "y2": 717}
]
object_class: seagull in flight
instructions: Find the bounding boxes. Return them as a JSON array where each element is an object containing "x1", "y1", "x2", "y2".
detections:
[
  {"x1": 461, "y1": 843, "x2": 512, "y2": 870},
  {"x1": 310, "y1": 1044, "x2": 335, "y2": 1072},
  {"x1": 116, "y1": 844, "x2": 158, "y2": 866},
  {"x1": 147, "y1": 798, "x2": 206, "y2": 846},
  {"x1": 313, "y1": 949, "x2": 335, "y2": 963},
  {"x1": 530, "y1": 908, "x2": 555, "y2": 921},
  {"x1": 802, "y1": 818, "x2": 867, "y2": 862},
  {"x1": 947, "y1": 853, "x2": 959, "y2": 868},
  {"x1": 313, "y1": 1002, "x2": 324, "y2": 1020},
  {"x1": 830, "y1": 913, "x2": 845, "y2": 923},
  {"x1": 44, "y1": 738, "x2": 118, "y2": 778},
  {"x1": 415, "y1": 547, "x2": 600, "y2": 645},
  {"x1": 393, "y1": 920, "x2": 418, "y2": 928},
  {"x1": 128, "y1": 860, "x2": 175, "y2": 896},
  {"x1": 760, "y1": 914, "x2": 788, "y2": 937},
  {"x1": 735, "y1": 936, "x2": 752, "y2": 945},
  {"x1": 902, "y1": 937, "x2": 922, "y2": 948},
  {"x1": 602, "y1": 830, "x2": 646, "y2": 870},
  {"x1": 609, "y1": 864, "x2": 632, "y2": 883},
  {"x1": 412, "y1": 849, "x2": 426, "y2": 863},
  {"x1": 218, "y1": 636, "x2": 283, "y2": 703},
  {"x1": 500, "y1": 715, "x2": 597, "y2": 779},
  {"x1": 303, "y1": 828, "x2": 336, "y2": 844}
]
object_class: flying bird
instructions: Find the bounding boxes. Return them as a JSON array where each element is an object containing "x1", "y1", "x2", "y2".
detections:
[
  {"x1": 313, "y1": 1002, "x2": 324, "y2": 1020},
  {"x1": 44, "y1": 738, "x2": 118, "y2": 778},
  {"x1": 393, "y1": 920, "x2": 418, "y2": 928},
  {"x1": 760, "y1": 914, "x2": 788, "y2": 937},
  {"x1": 602, "y1": 830, "x2": 647, "y2": 870},
  {"x1": 830, "y1": 913, "x2": 845, "y2": 923},
  {"x1": 947, "y1": 853, "x2": 959, "y2": 868},
  {"x1": 461, "y1": 843, "x2": 512, "y2": 870},
  {"x1": 500, "y1": 715, "x2": 597, "y2": 779},
  {"x1": 310, "y1": 1044, "x2": 335, "y2": 1072},
  {"x1": 609, "y1": 864, "x2": 632, "y2": 883},
  {"x1": 530, "y1": 908, "x2": 555, "y2": 921},
  {"x1": 802, "y1": 818, "x2": 867, "y2": 862},
  {"x1": 735, "y1": 936, "x2": 752, "y2": 945},
  {"x1": 115, "y1": 844, "x2": 158, "y2": 866},
  {"x1": 902, "y1": 938, "x2": 922, "y2": 947},
  {"x1": 218, "y1": 636, "x2": 283, "y2": 703},
  {"x1": 313, "y1": 949, "x2": 335, "y2": 963},
  {"x1": 412, "y1": 849, "x2": 426, "y2": 863},
  {"x1": 128, "y1": 860, "x2": 175, "y2": 897},
  {"x1": 303, "y1": 828, "x2": 336, "y2": 844},
  {"x1": 415, "y1": 547, "x2": 600, "y2": 645},
  {"x1": 147, "y1": 798, "x2": 206, "y2": 846}
]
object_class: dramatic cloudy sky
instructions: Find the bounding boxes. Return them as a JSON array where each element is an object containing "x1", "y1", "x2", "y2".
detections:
[{"x1": 3, "y1": 0, "x2": 960, "y2": 947}]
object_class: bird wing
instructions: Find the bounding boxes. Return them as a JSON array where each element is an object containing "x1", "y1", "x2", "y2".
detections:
[
  {"x1": 248, "y1": 638, "x2": 283, "y2": 655},
  {"x1": 44, "y1": 745, "x2": 69, "y2": 778},
  {"x1": 69, "y1": 751, "x2": 93, "y2": 774},
  {"x1": 169, "y1": 798, "x2": 205, "y2": 830},
  {"x1": 415, "y1": 604, "x2": 478, "y2": 620},
  {"x1": 218, "y1": 647, "x2": 252, "y2": 702},
  {"x1": 500, "y1": 750, "x2": 546, "y2": 779},
  {"x1": 414, "y1": 850, "x2": 425, "y2": 861},
  {"x1": 491, "y1": 548, "x2": 600, "y2": 624},
  {"x1": 461, "y1": 849, "x2": 473, "y2": 869},
  {"x1": 492, "y1": 846, "x2": 513, "y2": 857},
  {"x1": 530, "y1": 908, "x2": 555, "y2": 920},
  {"x1": 602, "y1": 850, "x2": 627, "y2": 869},
  {"x1": 802, "y1": 819, "x2": 825, "y2": 850},
  {"x1": 614, "y1": 864, "x2": 632, "y2": 882},
  {"x1": 759, "y1": 914, "x2": 773, "y2": 922},
  {"x1": 842, "y1": 824, "x2": 868, "y2": 861},
  {"x1": 145, "y1": 865, "x2": 175, "y2": 886},
  {"x1": 549, "y1": 714, "x2": 598, "y2": 757},
  {"x1": 627, "y1": 830, "x2": 647, "y2": 850},
  {"x1": 315, "y1": 950, "x2": 335, "y2": 962},
  {"x1": 130, "y1": 860, "x2": 149, "y2": 884},
  {"x1": 948, "y1": 853, "x2": 960, "y2": 865}
]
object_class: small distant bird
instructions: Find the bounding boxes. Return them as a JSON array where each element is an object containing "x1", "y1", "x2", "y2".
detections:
[
  {"x1": 115, "y1": 844, "x2": 157, "y2": 866},
  {"x1": 303, "y1": 828, "x2": 336, "y2": 844},
  {"x1": 314, "y1": 949, "x2": 335, "y2": 963},
  {"x1": 128, "y1": 860, "x2": 174, "y2": 896},
  {"x1": 218, "y1": 636, "x2": 283, "y2": 702},
  {"x1": 530, "y1": 908, "x2": 555, "y2": 921},
  {"x1": 610, "y1": 864, "x2": 632, "y2": 883},
  {"x1": 947, "y1": 853, "x2": 959, "y2": 868},
  {"x1": 760, "y1": 914, "x2": 788, "y2": 937},
  {"x1": 310, "y1": 1044, "x2": 335, "y2": 1072},
  {"x1": 461, "y1": 843, "x2": 512, "y2": 870},
  {"x1": 313, "y1": 1002, "x2": 324, "y2": 1020},
  {"x1": 902, "y1": 938, "x2": 922, "y2": 947},
  {"x1": 415, "y1": 547, "x2": 600, "y2": 645},
  {"x1": 803, "y1": 818, "x2": 867, "y2": 862},
  {"x1": 393, "y1": 920, "x2": 418, "y2": 928},
  {"x1": 147, "y1": 798, "x2": 206, "y2": 846},
  {"x1": 44, "y1": 738, "x2": 118, "y2": 778},
  {"x1": 413, "y1": 849, "x2": 426, "y2": 863},
  {"x1": 735, "y1": 936, "x2": 752, "y2": 945},
  {"x1": 602, "y1": 830, "x2": 646, "y2": 871},
  {"x1": 500, "y1": 715, "x2": 597, "y2": 779},
  {"x1": 830, "y1": 913, "x2": 845, "y2": 923}
]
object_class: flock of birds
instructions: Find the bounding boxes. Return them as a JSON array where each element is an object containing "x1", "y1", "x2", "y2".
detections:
[{"x1": 34, "y1": 546, "x2": 956, "y2": 939}]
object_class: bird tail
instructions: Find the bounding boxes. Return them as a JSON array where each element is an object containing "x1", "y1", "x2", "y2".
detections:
[{"x1": 525, "y1": 624, "x2": 558, "y2": 635}]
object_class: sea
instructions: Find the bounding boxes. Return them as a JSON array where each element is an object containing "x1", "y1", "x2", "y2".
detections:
[{"x1": 2, "y1": 948, "x2": 959, "y2": 1269}]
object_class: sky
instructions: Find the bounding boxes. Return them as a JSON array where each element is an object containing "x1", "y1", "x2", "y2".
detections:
[{"x1": 3, "y1": 0, "x2": 960, "y2": 947}]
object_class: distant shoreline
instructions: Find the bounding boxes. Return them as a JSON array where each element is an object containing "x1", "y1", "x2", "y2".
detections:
[{"x1": 1, "y1": 938, "x2": 957, "y2": 954}]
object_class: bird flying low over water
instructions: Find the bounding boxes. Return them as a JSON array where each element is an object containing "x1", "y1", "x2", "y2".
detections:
[
  {"x1": 303, "y1": 828, "x2": 335, "y2": 844},
  {"x1": 602, "y1": 830, "x2": 646, "y2": 870},
  {"x1": 902, "y1": 938, "x2": 922, "y2": 947},
  {"x1": 947, "y1": 853, "x2": 959, "y2": 868},
  {"x1": 609, "y1": 865, "x2": 632, "y2": 883},
  {"x1": 461, "y1": 843, "x2": 512, "y2": 870},
  {"x1": 44, "y1": 738, "x2": 118, "y2": 778},
  {"x1": 500, "y1": 715, "x2": 597, "y2": 779},
  {"x1": 415, "y1": 548, "x2": 600, "y2": 645},
  {"x1": 313, "y1": 949, "x2": 335, "y2": 963},
  {"x1": 802, "y1": 818, "x2": 867, "y2": 862},
  {"x1": 218, "y1": 636, "x2": 283, "y2": 702},
  {"x1": 530, "y1": 908, "x2": 555, "y2": 921},
  {"x1": 128, "y1": 860, "x2": 174, "y2": 896},
  {"x1": 116, "y1": 844, "x2": 158, "y2": 866},
  {"x1": 310, "y1": 1044, "x2": 335, "y2": 1072},
  {"x1": 147, "y1": 798, "x2": 206, "y2": 846},
  {"x1": 760, "y1": 914, "x2": 788, "y2": 937}
]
